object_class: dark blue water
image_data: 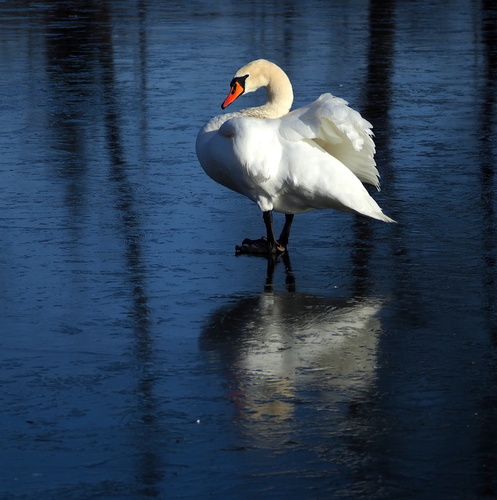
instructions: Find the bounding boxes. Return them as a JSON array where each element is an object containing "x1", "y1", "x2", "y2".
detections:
[{"x1": 1, "y1": 1, "x2": 496, "y2": 498}]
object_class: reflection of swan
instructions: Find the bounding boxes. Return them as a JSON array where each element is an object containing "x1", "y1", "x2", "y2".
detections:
[
  {"x1": 199, "y1": 258, "x2": 384, "y2": 438},
  {"x1": 196, "y1": 59, "x2": 394, "y2": 254}
]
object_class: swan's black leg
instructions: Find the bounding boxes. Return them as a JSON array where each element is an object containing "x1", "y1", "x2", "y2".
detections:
[
  {"x1": 278, "y1": 214, "x2": 294, "y2": 247},
  {"x1": 263, "y1": 211, "x2": 280, "y2": 252}
]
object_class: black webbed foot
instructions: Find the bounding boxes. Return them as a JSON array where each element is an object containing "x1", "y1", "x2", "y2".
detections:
[{"x1": 235, "y1": 237, "x2": 286, "y2": 255}]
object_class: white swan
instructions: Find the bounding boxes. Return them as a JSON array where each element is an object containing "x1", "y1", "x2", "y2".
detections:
[{"x1": 196, "y1": 59, "x2": 395, "y2": 254}]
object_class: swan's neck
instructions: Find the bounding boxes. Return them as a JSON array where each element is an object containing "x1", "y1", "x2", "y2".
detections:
[{"x1": 240, "y1": 63, "x2": 294, "y2": 119}]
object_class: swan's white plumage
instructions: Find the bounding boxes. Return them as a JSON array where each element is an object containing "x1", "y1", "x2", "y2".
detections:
[
  {"x1": 285, "y1": 94, "x2": 380, "y2": 189},
  {"x1": 196, "y1": 59, "x2": 394, "y2": 225}
]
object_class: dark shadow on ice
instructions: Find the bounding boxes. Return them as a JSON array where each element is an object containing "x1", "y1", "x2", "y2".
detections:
[
  {"x1": 44, "y1": 2, "x2": 161, "y2": 496},
  {"x1": 352, "y1": 0, "x2": 399, "y2": 297},
  {"x1": 362, "y1": 0, "x2": 396, "y2": 187},
  {"x1": 99, "y1": 8, "x2": 162, "y2": 497},
  {"x1": 478, "y1": 0, "x2": 497, "y2": 323},
  {"x1": 475, "y1": 3, "x2": 497, "y2": 496}
]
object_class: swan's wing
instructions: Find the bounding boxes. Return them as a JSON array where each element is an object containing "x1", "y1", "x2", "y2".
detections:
[{"x1": 280, "y1": 94, "x2": 380, "y2": 190}]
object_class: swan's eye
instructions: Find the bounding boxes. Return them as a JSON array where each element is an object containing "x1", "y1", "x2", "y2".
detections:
[{"x1": 230, "y1": 75, "x2": 248, "y2": 94}]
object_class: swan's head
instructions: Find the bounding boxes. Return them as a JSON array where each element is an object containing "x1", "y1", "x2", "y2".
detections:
[{"x1": 221, "y1": 59, "x2": 292, "y2": 111}]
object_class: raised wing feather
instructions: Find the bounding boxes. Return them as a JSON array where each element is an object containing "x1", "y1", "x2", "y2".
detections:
[{"x1": 280, "y1": 93, "x2": 380, "y2": 190}]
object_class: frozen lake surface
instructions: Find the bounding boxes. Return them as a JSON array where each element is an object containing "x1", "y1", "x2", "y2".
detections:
[{"x1": 1, "y1": 1, "x2": 496, "y2": 498}]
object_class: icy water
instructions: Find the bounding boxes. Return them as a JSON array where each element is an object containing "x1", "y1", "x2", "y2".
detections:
[{"x1": 1, "y1": 1, "x2": 496, "y2": 499}]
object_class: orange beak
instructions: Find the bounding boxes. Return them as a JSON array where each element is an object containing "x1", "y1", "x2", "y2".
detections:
[{"x1": 221, "y1": 80, "x2": 245, "y2": 109}]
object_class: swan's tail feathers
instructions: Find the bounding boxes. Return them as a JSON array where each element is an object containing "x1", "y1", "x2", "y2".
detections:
[
  {"x1": 382, "y1": 213, "x2": 396, "y2": 223},
  {"x1": 374, "y1": 212, "x2": 396, "y2": 223},
  {"x1": 355, "y1": 197, "x2": 396, "y2": 223}
]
